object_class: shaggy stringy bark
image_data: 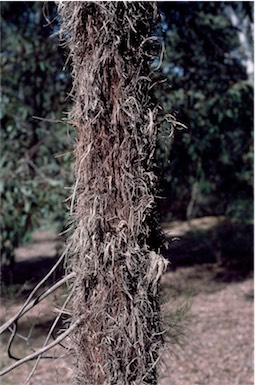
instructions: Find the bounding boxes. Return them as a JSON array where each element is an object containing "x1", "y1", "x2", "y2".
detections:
[{"x1": 58, "y1": 2, "x2": 168, "y2": 384}]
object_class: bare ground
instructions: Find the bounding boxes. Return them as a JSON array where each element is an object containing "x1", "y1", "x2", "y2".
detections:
[
  {"x1": 0, "y1": 219, "x2": 253, "y2": 385},
  {"x1": 159, "y1": 268, "x2": 253, "y2": 385}
]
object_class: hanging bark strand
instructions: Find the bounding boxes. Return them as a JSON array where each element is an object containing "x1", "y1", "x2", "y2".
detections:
[{"x1": 59, "y1": 2, "x2": 168, "y2": 384}]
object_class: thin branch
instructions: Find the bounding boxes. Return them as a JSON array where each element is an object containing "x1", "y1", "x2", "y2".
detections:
[
  {"x1": 4, "y1": 273, "x2": 75, "y2": 363},
  {"x1": 32, "y1": 115, "x2": 66, "y2": 124},
  {"x1": 7, "y1": 323, "x2": 19, "y2": 360},
  {"x1": 24, "y1": 290, "x2": 73, "y2": 385},
  {"x1": 0, "y1": 317, "x2": 82, "y2": 377},
  {"x1": 0, "y1": 252, "x2": 71, "y2": 335}
]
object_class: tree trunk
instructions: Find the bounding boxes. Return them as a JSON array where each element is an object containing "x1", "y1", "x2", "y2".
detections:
[{"x1": 58, "y1": 2, "x2": 168, "y2": 384}]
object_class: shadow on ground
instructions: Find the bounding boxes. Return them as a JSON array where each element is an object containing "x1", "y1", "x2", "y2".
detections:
[
  {"x1": 1, "y1": 231, "x2": 64, "y2": 298},
  {"x1": 1, "y1": 217, "x2": 253, "y2": 298},
  {"x1": 163, "y1": 216, "x2": 253, "y2": 282}
]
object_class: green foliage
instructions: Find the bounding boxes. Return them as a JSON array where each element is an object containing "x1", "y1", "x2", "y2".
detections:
[
  {"x1": 156, "y1": 2, "x2": 253, "y2": 221},
  {"x1": 0, "y1": 2, "x2": 253, "y2": 265},
  {"x1": 0, "y1": 2, "x2": 73, "y2": 263}
]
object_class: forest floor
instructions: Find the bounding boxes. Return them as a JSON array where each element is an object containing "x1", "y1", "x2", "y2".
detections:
[{"x1": 0, "y1": 217, "x2": 253, "y2": 385}]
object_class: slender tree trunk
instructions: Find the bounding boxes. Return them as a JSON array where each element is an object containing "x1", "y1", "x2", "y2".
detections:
[{"x1": 59, "y1": 2, "x2": 167, "y2": 384}]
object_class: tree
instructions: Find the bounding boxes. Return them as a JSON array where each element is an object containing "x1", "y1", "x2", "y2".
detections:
[
  {"x1": 58, "y1": 2, "x2": 168, "y2": 384},
  {"x1": 156, "y1": 1, "x2": 253, "y2": 221},
  {"x1": 0, "y1": 2, "x2": 72, "y2": 267},
  {"x1": 0, "y1": 3, "x2": 188, "y2": 383}
]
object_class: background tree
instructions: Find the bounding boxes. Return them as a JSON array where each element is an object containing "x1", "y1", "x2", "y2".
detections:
[
  {"x1": 156, "y1": 1, "x2": 253, "y2": 222},
  {"x1": 0, "y1": 2, "x2": 72, "y2": 266},
  {"x1": 1, "y1": 1, "x2": 253, "y2": 269}
]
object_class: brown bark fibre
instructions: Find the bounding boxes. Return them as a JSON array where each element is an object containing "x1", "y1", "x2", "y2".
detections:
[{"x1": 58, "y1": 2, "x2": 168, "y2": 384}]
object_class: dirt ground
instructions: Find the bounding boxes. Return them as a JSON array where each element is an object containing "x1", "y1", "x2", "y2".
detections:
[
  {"x1": 0, "y1": 218, "x2": 253, "y2": 385},
  {"x1": 159, "y1": 268, "x2": 253, "y2": 385}
]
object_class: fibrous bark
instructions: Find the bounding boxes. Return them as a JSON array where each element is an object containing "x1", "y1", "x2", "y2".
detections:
[{"x1": 58, "y1": 2, "x2": 168, "y2": 384}]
